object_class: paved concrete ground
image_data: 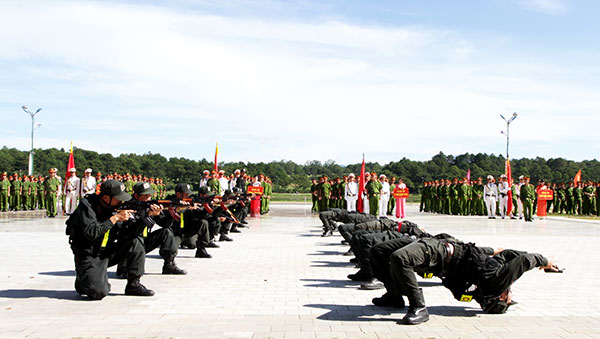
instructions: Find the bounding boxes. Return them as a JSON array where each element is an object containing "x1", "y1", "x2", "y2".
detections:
[{"x1": 1, "y1": 204, "x2": 599, "y2": 338}]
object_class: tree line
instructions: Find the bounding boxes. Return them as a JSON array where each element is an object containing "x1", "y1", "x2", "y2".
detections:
[{"x1": 1, "y1": 146, "x2": 598, "y2": 193}]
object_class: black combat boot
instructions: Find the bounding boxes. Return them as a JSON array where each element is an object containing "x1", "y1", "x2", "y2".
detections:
[
  {"x1": 402, "y1": 288, "x2": 429, "y2": 325},
  {"x1": 219, "y1": 234, "x2": 233, "y2": 242},
  {"x1": 125, "y1": 276, "x2": 155, "y2": 297},
  {"x1": 372, "y1": 292, "x2": 405, "y2": 308},
  {"x1": 347, "y1": 269, "x2": 372, "y2": 282},
  {"x1": 195, "y1": 247, "x2": 212, "y2": 258},
  {"x1": 206, "y1": 241, "x2": 220, "y2": 248},
  {"x1": 230, "y1": 224, "x2": 242, "y2": 233},
  {"x1": 162, "y1": 256, "x2": 187, "y2": 275}
]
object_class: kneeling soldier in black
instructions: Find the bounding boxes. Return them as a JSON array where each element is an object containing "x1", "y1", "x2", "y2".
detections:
[
  {"x1": 117, "y1": 182, "x2": 186, "y2": 277},
  {"x1": 65, "y1": 179, "x2": 154, "y2": 300}
]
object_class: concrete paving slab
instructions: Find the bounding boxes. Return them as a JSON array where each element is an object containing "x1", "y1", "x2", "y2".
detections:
[{"x1": 0, "y1": 203, "x2": 598, "y2": 338}]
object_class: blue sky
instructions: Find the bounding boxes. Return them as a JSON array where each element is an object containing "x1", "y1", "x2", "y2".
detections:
[{"x1": 1, "y1": 0, "x2": 599, "y2": 165}]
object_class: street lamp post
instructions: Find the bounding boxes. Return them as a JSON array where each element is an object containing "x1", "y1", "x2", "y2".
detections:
[
  {"x1": 22, "y1": 105, "x2": 42, "y2": 175},
  {"x1": 500, "y1": 112, "x2": 518, "y2": 159}
]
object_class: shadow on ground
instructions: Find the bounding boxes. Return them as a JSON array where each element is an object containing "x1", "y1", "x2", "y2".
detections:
[
  {"x1": 304, "y1": 303, "x2": 481, "y2": 321},
  {"x1": 311, "y1": 260, "x2": 355, "y2": 268},
  {"x1": 300, "y1": 278, "x2": 361, "y2": 288},
  {"x1": 0, "y1": 289, "x2": 87, "y2": 300},
  {"x1": 39, "y1": 270, "x2": 75, "y2": 277}
]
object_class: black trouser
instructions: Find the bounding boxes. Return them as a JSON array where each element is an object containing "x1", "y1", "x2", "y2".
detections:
[
  {"x1": 117, "y1": 227, "x2": 178, "y2": 274},
  {"x1": 319, "y1": 210, "x2": 337, "y2": 233},
  {"x1": 175, "y1": 218, "x2": 210, "y2": 249},
  {"x1": 73, "y1": 236, "x2": 145, "y2": 300},
  {"x1": 353, "y1": 230, "x2": 409, "y2": 277},
  {"x1": 389, "y1": 238, "x2": 446, "y2": 299},
  {"x1": 370, "y1": 237, "x2": 416, "y2": 293}
]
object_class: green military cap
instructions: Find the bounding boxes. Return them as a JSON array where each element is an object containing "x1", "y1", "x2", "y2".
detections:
[
  {"x1": 100, "y1": 179, "x2": 131, "y2": 201},
  {"x1": 133, "y1": 182, "x2": 155, "y2": 195},
  {"x1": 175, "y1": 183, "x2": 193, "y2": 195}
]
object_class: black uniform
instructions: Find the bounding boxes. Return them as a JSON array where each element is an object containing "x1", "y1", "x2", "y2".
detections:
[
  {"x1": 319, "y1": 208, "x2": 348, "y2": 235},
  {"x1": 66, "y1": 194, "x2": 146, "y2": 300},
  {"x1": 157, "y1": 194, "x2": 211, "y2": 256},
  {"x1": 338, "y1": 217, "x2": 397, "y2": 244}
]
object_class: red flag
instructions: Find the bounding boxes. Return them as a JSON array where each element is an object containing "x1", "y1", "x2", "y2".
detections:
[
  {"x1": 574, "y1": 169, "x2": 582, "y2": 187},
  {"x1": 505, "y1": 159, "x2": 513, "y2": 216},
  {"x1": 65, "y1": 141, "x2": 75, "y2": 181},
  {"x1": 214, "y1": 142, "x2": 219, "y2": 172},
  {"x1": 64, "y1": 142, "x2": 75, "y2": 215},
  {"x1": 467, "y1": 168, "x2": 471, "y2": 181},
  {"x1": 357, "y1": 154, "x2": 366, "y2": 213}
]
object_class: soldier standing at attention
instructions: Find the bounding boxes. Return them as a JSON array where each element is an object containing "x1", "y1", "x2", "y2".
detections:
[
  {"x1": 10, "y1": 173, "x2": 22, "y2": 211},
  {"x1": 81, "y1": 168, "x2": 97, "y2": 198},
  {"x1": 21, "y1": 175, "x2": 31, "y2": 210},
  {"x1": 64, "y1": 168, "x2": 81, "y2": 215},
  {"x1": 310, "y1": 179, "x2": 319, "y2": 212},
  {"x1": 520, "y1": 176, "x2": 535, "y2": 222},
  {"x1": 497, "y1": 174, "x2": 510, "y2": 219},
  {"x1": 573, "y1": 182, "x2": 583, "y2": 215},
  {"x1": 0, "y1": 172, "x2": 10, "y2": 212},
  {"x1": 44, "y1": 168, "x2": 62, "y2": 217},
  {"x1": 37, "y1": 176, "x2": 45, "y2": 210},
  {"x1": 419, "y1": 182, "x2": 428, "y2": 212},
  {"x1": 320, "y1": 176, "x2": 331, "y2": 212},
  {"x1": 565, "y1": 182, "x2": 574, "y2": 215},
  {"x1": 207, "y1": 171, "x2": 220, "y2": 195},
  {"x1": 388, "y1": 177, "x2": 396, "y2": 216},
  {"x1": 483, "y1": 175, "x2": 497, "y2": 219},
  {"x1": 345, "y1": 174, "x2": 358, "y2": 212},
  {"x1": 362, "y1": 173, "x2": 371, "y2": 214},
  {"x1": 366, "y1": 172, "x2": 383, "y2": 216},
  {"x1": 378, "y1": 175, "x2": 390, "y2": 217}
]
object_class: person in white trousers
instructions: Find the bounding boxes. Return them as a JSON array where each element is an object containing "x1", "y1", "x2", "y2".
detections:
[
  {"x1": 497, "y1": 174, "x2": 510, "y2": 219},
  {"x1": 64, "y1": 168, "x2": 80, "y2": 215},
  {"x1": 362, "y1": 172, "x2": 371, "y2": 214},
  {"x1": 483, "y1": 175, "x2": 498, "y2": 219},
  {"x1": 516, "y1": 175, "x2": 525, "y2": 219},
  {"x1": 345, "y1": 173, "x2": 358, "y2": 212},
  {"x1": 378, "y1": 175, "x2": 390, "y2": 217}
]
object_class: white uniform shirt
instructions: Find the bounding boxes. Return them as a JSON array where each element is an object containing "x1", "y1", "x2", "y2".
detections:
[
  {"x1": 381, "y1": 181, "x2": 390, "y2": 198},
  {"x1": 219, "y1": 177, "x2": 229, "y2": 194},
  {"x1": 199, "y1": 177, "x2": 209, "y2": 187},
  {"x1": 80, "y1": 175, "x2": 96, "y2": 197},
  {"x1": 498, "y1": 181, "x2": 510, "y2": 195},
  {"x1": 483, "y1": 183, "x2": 498, "y2": 197},
  {"x1": 65, "y1": 175, "x2": 80, "y2": 196},
  {"x1": 345, "y1": 181, "x2": 358, "y2": 198}
]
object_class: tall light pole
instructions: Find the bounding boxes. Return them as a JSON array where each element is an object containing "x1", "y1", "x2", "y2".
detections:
[
  {"x1": 22, "y1": 105, "x2": 42, "y2": 175},
  {"x1": 500, "y1": 112, "x2": 518, "y2": 159}
]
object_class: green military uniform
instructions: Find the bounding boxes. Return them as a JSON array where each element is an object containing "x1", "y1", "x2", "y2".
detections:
[
  {"x1": 449, "y1": 183, "x2": 458, "y2": 215},
  {"x1": 520, "y1": 183, "x2": 535, "y2": 222},
  {"x1": 44, "y1": 176, "x2": 61, "y2": 217},
  {"x1": 440, "y1": 183, "x2": 450, "y2": 214},
  {"x1": 36, "y1": 180, "x2": 45, "y2": 209},
  {"x1": 565, "y1": 185, "x2": 574, "y2": 214},
  {"x1": 310, "y1": 182, "x2": 319, "y2": 212},
  {"x1": 388, "y1": 183, "x2": 396, "y2": 215},
  {"x1": 124, "y1": 179, "x2": 135, "y2": 195},
  {"x1": 261, "y1": 181, "x2": 272, "y2": 214},
  {"x1": 419, "y1": 184, "x2": 428, "y2": 212},
  {"x1": 573, "y1": 185, "x2": 583, "y2": 215},
  {"x1": 150, "y1": 182, "x2": 158, "y2": 200},
  {"x1": 472, "y1": 183, "x2": 485, "y2": 216},
  {"x1": 457, "y1": 183, "x2": 468, "y2": 215},
  {"x1": 21, "y1": 179, "x2": 31, "y2": 210},
  {"x1": 207, "y1": 178, "x2": 221, "y2": 195},
  {"x1": 555, "y1": 187, "x2": 566, "y2": 214},
  {"x1": 365, "y1": 179, "x2": 383, "y2": 216},
  {"x1": 319, "y1": 181, "x2": 331, "y2": 212},
  {"x1": 10, "y1": 178, "x2": 22, "y2": 211},
  {"x1": 329, "y1": 182, "x2": 338, "y2": 209},
  {"x1": 583, "y1": 185, "x2": 596, "y2": 215},
  {"x1": 0, "y1": 176, "x2": 10, "y2": 211}
]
